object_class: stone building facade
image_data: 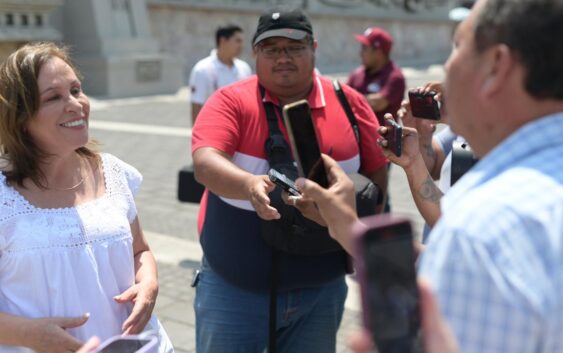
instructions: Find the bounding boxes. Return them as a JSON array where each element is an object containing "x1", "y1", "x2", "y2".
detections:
[
  {"x1": 0, "y1": 0, "x2": 63, "y2": 59},
  {"x1": 147, "y1": 0, "x2": 456, "y2": 82},
  {"x1": 1, "y1": 0, "x2": 457, "y2": 97}
]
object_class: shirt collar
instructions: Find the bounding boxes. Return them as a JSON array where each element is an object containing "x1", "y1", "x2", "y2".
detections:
[
  {"x1": 262, "y1": 72, "x2": 326, "y2": 109},
  {"x1": 442, "y1": 111, "x2": 563, "y2": 211},
  {"x1": 210, "y1": 49, "x2": 218, "y2": 60},
  {"x1": 210, "y1": 49, "x2": 234, "y2": 70}
]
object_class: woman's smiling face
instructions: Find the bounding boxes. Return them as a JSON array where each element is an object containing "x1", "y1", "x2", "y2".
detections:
[{"x1": 26, "y1": 56, "x2": 90, "y2": 156}]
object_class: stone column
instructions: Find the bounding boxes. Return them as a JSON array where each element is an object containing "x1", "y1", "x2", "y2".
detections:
[{"x1": 59, "y1": 0, "x2": 183, "y2": 98}]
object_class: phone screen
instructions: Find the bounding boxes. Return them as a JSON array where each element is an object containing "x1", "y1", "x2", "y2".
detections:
[
  {"x1": 283, "y1": 100, "x2": 329, "y2": 188},
  {"x1": 97, "y1": 338, "x2": 151, "y2": 353},
  {"x1": 362, "y1": 222, "x2": 420, "y2": 353}
]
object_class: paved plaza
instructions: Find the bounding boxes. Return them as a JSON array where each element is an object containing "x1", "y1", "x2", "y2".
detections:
[{"x1": 88, "y1": 66, "x2": 444, "y2": 353}]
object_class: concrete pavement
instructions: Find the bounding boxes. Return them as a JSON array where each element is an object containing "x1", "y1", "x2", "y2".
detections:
[{"x1": 88, "y1": 65, "x2": 444, "y2": 353}]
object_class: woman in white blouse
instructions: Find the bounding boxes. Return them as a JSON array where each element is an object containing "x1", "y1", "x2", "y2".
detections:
[{"x1": 0, "y1": 43, "x2": 173, "y2": 352}]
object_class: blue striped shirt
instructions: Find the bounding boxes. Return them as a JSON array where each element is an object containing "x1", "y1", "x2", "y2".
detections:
[{"x1": 419, "y1": 112, "x2": 563, "y2": 353}]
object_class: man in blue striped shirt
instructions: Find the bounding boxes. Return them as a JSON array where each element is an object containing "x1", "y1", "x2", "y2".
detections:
[{"x1": 296, "y1": 0, "x2": 563, "y2": 352}]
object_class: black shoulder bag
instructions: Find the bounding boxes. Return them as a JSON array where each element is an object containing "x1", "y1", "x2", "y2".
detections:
[
  {"x1": 261, "y1": 89, "x2": 334, "y2": 255},
  {"x1": 261, "y1": 81, "x2": 381, "y2": 256}
]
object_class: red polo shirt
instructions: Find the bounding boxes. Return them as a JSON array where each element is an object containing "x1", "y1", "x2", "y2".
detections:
[
  {"x1": 347, "y1": 61, "x2": 406, "y2": 124},
  {"x1": 191, "y1": 74, "x2": 388, "y2": 291},
  {"x1": 192, "y1": 74, "x2": 387, "y2": 231}
]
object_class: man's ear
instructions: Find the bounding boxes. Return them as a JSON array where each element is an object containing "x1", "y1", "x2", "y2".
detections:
[
  {"x1": 481, "y1": 44, "x2": 514, "y2": 97},
  {"x1": 313, "y1": 40, "x2": 318, "y2": 50}
]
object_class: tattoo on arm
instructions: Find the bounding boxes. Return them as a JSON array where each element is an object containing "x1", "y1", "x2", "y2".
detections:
[
  {"x1": 421, "y1": 143, "x2": 436, "y2": 166},
  {"x1": 417, "y1": 176, "x2": 442, "y2": 204}
]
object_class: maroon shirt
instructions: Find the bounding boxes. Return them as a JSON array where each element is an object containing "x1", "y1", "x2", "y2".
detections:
[{"x1": 347, "y1": 61, "x2": 406, "y2": 124}]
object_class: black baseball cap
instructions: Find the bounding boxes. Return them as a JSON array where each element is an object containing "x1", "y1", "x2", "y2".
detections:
[{"x1": 252, "y1": 9, "x2": 313, "y2": 46}]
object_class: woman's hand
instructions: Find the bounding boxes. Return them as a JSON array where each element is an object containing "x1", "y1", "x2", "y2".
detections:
[
  {"x1": 26, "y1": 314, "x2": 89, "y2": 353},
  {"x1": 114, "y1": 279, "x2": 158, "y2": 335}
]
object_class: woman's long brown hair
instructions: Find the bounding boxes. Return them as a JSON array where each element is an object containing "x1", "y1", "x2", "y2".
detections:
[{"x1": 0, "y1": 42, "x2": 98, "y2": 189}]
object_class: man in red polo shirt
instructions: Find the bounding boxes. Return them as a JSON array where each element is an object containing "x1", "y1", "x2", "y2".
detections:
[
  {"x1": 191, "y1": 8, "x2": 388, "y2": 353},
  {"x1": 347, "y1": 27, "x2": 406, "y2": 125}
]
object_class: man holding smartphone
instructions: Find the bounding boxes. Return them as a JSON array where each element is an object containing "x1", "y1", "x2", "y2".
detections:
[
  {"x1": 191, "y1": 8, "x2": 388, "y2": 353},
  {"x1": 296, "y1": 1, "x2": 563, "y2": 353}
]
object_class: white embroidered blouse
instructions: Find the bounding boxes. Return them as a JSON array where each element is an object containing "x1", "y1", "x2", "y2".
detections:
[{"x1": 0, "y1": 153, "x2": 172, "y2": 352}]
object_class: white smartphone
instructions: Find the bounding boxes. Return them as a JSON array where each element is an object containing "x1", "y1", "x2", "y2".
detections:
[{"x1": 93, "y1": 335, "x2": 158, "y2": 353}]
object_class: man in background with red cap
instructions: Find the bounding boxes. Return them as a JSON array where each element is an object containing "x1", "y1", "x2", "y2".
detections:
[{"x1": 347, "y1": 27, "x2": 406, "y2": 125}]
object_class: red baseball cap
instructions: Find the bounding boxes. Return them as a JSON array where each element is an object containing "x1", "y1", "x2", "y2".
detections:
[{"x1": 354, "y1": 27, "x2": 393, "y2": 54}]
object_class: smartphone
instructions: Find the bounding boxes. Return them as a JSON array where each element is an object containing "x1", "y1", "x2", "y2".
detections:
[
  {"x1": 282, "y1": 100, "x2": 329, "y2": 188},
  {"x1": 408, "y1": 89, "x2": 441, "y2": 120},
  {"x1": 384, "y1": 119, "x2": 402, "y2": 157},
  {"x1": 268, "y1": 168, "x2": 301, "y2": 196},
  {"x1": 93, "y1": 335, "x2": 158, "y2": 353},
  {"x1": 353, "y1": 215, "x2": 421, "y2": 353}
]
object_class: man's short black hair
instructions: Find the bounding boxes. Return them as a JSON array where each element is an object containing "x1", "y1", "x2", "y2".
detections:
[
  {"x1": 216, "y1": 24, "x2": 243, "y2": 47},
  {"x1": 474, "y1": 0, "x2": 563, "y2": 99}
]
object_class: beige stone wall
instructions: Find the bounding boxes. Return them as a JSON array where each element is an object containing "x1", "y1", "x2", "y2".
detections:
[
  {"x1": 147, "y1": 5, "x2": 454, "y2": 83},
  {"x1": 0, "y1": 0, "x2": 63, "y2": 63},
  {"x1": 0, "y1": 42, "x2": 21, "y2": 62}
]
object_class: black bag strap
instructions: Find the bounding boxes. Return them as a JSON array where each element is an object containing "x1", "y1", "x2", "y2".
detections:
[
  {"x1": 260, "y1": 85, "x2": 283, "y2": 353},
  {"x1": 332, "y1": 80, "x2": 364, "y2": 171},
  {"x1": 260, "y1": 85, "x2": 284, "y2": 135},
  {"x1": 260, "y1": 85, "x2": 293, "y2": 167},
  {"x1": 333, "y1": 80, "x2": 361, "y2": 147}
]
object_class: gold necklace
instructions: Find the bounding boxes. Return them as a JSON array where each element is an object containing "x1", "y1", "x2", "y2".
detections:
[
  {"x1": 49, "y1": 175, "x2": 86, "y2": 191},
  {"x1": 47, "y1": 158, "x2": 89, "y2": 191}
]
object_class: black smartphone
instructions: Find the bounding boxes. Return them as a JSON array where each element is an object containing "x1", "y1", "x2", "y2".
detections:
[
  {"x1": 408, "y1": 89, "x2": 441, "y2": 120},
  {"x1": 384, "y1": 119, "x2": 402, "y2": 157},
  {"x1": 282, "y1": 100, "x2": 329, "y2": 188},
  {"x1": 94, "y1": 335, "x2": 157, "y2": 353},
  {"x1": 353, "y1": 215, "x2": 421, "y2": 353},
  {"x1": 268, "y1": 168, "x2": 301, "y2": 196}
]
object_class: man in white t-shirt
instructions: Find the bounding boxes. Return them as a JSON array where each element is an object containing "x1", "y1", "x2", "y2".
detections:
[{"x1": 189, "y1": 24, "x2": 252, "y2": 125}]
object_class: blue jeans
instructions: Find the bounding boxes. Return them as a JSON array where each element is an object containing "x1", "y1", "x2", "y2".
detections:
[{"x1": 194, "y1": 258, "x2": 348, "y2": 353}]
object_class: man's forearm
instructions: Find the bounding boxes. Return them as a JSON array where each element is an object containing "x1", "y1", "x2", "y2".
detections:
[
  {"x1": 193, "y1": 147, "x2": 255, "y2": 200},
  {"x1": 404, "y1": 157, "x2": 443, "y2": 227},
  {"x1": 366, "y1": 93, "x2": 390, "y2": 112},
  {"x1": 419, "y1": 139, "x2": 437, "y2": 174}
]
